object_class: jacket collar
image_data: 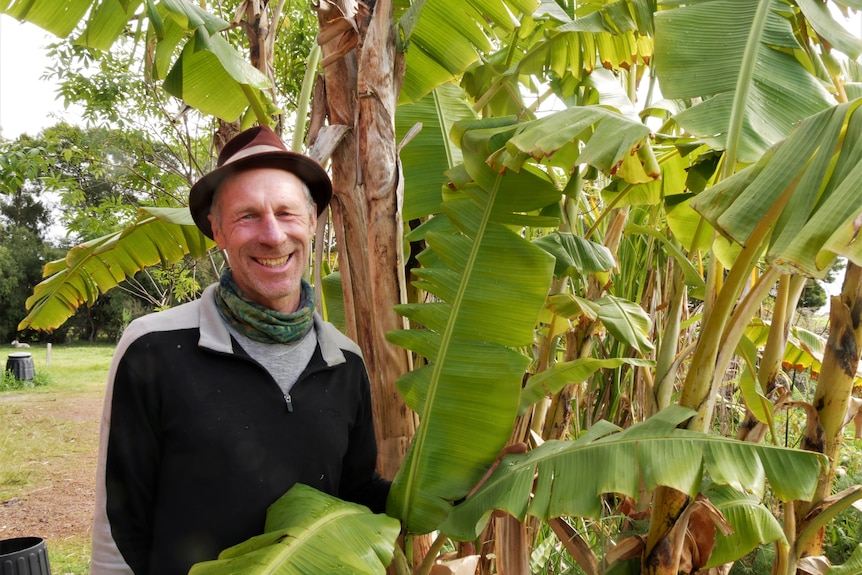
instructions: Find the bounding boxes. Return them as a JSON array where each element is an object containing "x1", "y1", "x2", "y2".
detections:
[{"x1": 197, "y1": 283, "x2": 349, "y2": 367}]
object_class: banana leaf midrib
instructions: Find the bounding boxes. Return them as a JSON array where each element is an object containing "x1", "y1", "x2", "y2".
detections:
[{"x1": 397, "y1": 170, "x2": 505, "y2": 517}]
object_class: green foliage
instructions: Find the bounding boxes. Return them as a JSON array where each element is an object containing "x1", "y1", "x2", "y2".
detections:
[
  {"x1": 0, "y1": 122, "x2": 215, "y2": 338},
  {"x1": 0, "y1": 368, "x2": 52, "y2": 392},
  {"x1": 0, "y1": 225, "x2": 65, "y2": 342},
  {"x1": 4, "y1": 0, "x2": 862, "y2": 572},
  {"x1": 799, "y1": 279, "x2": 828, "y2": 311},
  {"x1": 825, "y1": 450, "x2": 862, "y2": 565},
  {"x1": 442, "y1": 406, "x2": 826, "y2": 542},
  {"x1": 271, "y1": 2, "x2": 319, "y2": 116},
  {"x1": 728, "y1": 545, "x2": 776, "y2": 575},
  {"x1": 1, "y1": 123, "x2": 193, "y2": 242},
  {"x1": 189, "y1": 484, "x2": 400, "y2": 575}
]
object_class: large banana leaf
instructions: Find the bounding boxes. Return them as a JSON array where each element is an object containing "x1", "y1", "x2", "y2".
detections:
[
  {"x1": 395, "y1": 0, "x2": 540, "y2": 104},
  {"x1": 19, "y1": 207, "x2": 213, "y2": 331},
  {"x1": 703, "y1": 482, "x2": 786, "y2": 568},
  {"x1": 189, "y1": 484, "x2": 400, "y2": 575},
  {"x1": 655, "y1": 0, "x2": 835, "y2": 164},
  {"x1": 440, "y1": 406, "x2": 827, "y2": 543},
  {"x1": 385, "y1": 142, "x2": 558, "y2": 534},
  {"x1": 690, "y1": 99, "x2": 862, "y2": 277},
  {"x1": 4, "y1": 0, "x2": 551, "y2": 120},
  {"x1": 497, "y1": 106, "x2": 657, "y2": 181},
  {"x1": 396, "y1": 83, "x2": 476, "y2": 221}
]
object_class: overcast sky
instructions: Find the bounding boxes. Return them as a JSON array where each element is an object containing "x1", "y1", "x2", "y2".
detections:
[{"x1": 0, "y1": 15, "x2": 82, "y2": 140}]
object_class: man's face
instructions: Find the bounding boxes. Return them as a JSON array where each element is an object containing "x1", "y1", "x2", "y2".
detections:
[{"x1": 209, "y1": 168, "x2": 317, "y2": 313}]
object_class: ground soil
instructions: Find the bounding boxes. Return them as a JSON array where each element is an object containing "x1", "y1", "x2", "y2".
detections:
[{"x1": 0, "y1": 392, "x2": 102, "y2": 545}]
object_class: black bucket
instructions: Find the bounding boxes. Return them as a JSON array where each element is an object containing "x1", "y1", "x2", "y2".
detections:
[
  {"x1": 0, "y1": 537, "x2": 51, "y2": 575},
  {"x1": 5, "y1": 353, "x2": 34, "y2": 382}
]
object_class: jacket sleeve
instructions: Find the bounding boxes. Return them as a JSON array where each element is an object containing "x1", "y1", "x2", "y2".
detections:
[
  {"x1": 91, "y1": 333, "x2": 162, "y2": 575},
  {"x1": 337, "y1": 361, "x2": 391, "y2": 514}
]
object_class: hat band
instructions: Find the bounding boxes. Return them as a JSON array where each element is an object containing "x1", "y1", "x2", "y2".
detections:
[{"x1": 221, "y1": 144, "x2": 287, "y2": 166}]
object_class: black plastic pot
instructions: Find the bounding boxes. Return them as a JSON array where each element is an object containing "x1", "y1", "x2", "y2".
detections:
[
  {"x1": 0, "y1": 537, "x2": 51, "y2": 575},
  {"x1": 5, "y1": 353, "x2": 34, "y2": 382}
]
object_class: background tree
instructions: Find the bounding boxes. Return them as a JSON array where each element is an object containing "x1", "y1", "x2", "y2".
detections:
[{"x1": 798, "y1": 279, "x2": 828, "y2": 313}]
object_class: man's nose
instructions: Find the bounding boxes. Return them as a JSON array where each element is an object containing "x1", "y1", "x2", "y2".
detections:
[{"x1": 257, "y1": 213, "x2": 283, "y2": 243}]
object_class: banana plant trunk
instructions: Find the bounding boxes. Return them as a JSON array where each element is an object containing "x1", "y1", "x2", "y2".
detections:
[
  {"x1": 315, "y1": 0, "x2": 415, "y2": 480},
  {"x1": 795, "y1": 262, "x2": 862, "y2": 559},
  {"x1": 314, "y1": 4, "x2": 429, "y2": 568}
]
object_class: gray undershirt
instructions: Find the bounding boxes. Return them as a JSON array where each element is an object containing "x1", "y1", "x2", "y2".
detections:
[{"x1": 226, "y1": 324, "x2": 317, "y2": 396}]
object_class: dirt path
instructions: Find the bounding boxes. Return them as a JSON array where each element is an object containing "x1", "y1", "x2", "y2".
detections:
[{"x1": 0, "y1": 393, "x2": 102, "y2": 544}]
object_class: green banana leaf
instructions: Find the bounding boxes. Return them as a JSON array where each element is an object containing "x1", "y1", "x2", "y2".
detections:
[
  {"x1": 3, "y1": 0, "x2": 555, "y2": 120},
  {"x1": 162, "y1": 25, "x2": 272, "y2": 122},
  {"x1": 595, "y1": 295, "x2": 655, "y2": 353},
  {"x1": 395, "y1": 0, "x2": 540, "y2": 104},
  {"x1": 320, "y1": 271, "x2": 347, "y2": 333},
  {"x1": 829, "y1": 544, "x2": 862, "y2": 575},
  {"x1": 385, "y1": 152, "x2": 558, "y2": 534},
  {"x1": 19, "y1": 207, "x2": 213, "y2": 331},
  {"x1": 532, "y1": 231, "x2": 616, "y2": 280},
  {"x1": 655, "y1": 0, "x2": 834, "y2": 164},
  {"x1": 189, "y1": 484, "x2": 400, "y2": 575},
  {"x1": 519, "y1": 357, "x2": 655, "y2": 415},
  {"x1": 493, "y1": 105, "x2": 657, "y2": 182},
  {"x1": 396, "y1": 83, "x2": 476, "y2": 221},
  {"x1": 703, "y1": 483, "x2": 786, "y2": 568},
  {"x1": 440, "y1": 406, "x2": 827, "y2": 542},
  {"x1": 690, "y1": 99, "x2": 862, "y2": 278},
  {"x1": 797, "y1": 0, "x2": 862, "y2": 60}
]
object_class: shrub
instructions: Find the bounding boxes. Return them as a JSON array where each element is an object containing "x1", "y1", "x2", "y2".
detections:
[{"x1": 0, "y1": 369, "x2": 52, "y2": 392}]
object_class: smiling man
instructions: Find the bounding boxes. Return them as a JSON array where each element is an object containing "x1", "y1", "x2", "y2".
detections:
[{"x1": 90, "y1": 126, "x2": 390, "y2": 575}]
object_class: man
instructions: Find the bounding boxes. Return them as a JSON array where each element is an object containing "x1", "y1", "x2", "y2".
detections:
[{"x1": 90, "y1": 125, "x2": 390, "y2": 575}]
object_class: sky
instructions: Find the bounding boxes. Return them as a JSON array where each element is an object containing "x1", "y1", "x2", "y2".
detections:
[{"x1": 0, "y1": 15, "x2": 83, "y2": 140}]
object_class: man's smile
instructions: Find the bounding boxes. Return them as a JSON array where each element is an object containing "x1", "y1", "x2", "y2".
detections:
[{"x1": 256, "y1": 255, "x2": 290, "y2": 267}]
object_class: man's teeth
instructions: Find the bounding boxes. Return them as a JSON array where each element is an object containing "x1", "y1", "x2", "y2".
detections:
[{"x1": 258, "y1": 256, "x2": 289, "y2": 267}]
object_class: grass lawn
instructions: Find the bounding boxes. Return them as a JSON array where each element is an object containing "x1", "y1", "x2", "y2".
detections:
[{"x1": 1, "y1": 343, "x2": 114, "y2": 575}]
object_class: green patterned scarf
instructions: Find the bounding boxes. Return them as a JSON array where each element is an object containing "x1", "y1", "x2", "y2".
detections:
[{"x1": 214, "y1": 269, "x2": 315, "y2": 344}]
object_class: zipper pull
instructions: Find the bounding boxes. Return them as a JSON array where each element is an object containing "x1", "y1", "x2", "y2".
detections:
[{"x1": 284, "y1": 393, "x2": 294, "y2": 412}]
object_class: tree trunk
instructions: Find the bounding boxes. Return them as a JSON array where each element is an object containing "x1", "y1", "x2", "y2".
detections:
[
  {"x1": 795, "y1": 262, "x2": 862, "y2": 559},
  {"x1": 316, "y1": 0, "x2": 414, "y2": 482},
  {"x1": 315, "y1": 2, "x2": 431, "y2": 569}
]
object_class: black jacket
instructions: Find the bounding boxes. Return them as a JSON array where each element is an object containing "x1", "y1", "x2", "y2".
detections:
[{"x1": 90, "y1": 284, "x2": 390, "y2": 575}]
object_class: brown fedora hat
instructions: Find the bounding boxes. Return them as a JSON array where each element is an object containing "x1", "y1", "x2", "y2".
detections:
[{"x1": 189, "y1": 125, "x2": 332, "y2": 239}]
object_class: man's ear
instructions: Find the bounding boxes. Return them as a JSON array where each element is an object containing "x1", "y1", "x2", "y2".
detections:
[{"x1": 208, "y1": 213, "x2": 222, "y2": 246}]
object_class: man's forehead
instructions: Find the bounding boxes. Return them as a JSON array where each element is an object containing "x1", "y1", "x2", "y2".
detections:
[{"x1": 220, "y1": 166, "x2": 306, "y2": 189}]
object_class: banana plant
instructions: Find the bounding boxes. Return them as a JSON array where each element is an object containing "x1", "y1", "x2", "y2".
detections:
[
  {"x1": 440, "y1": 406, "x2": 827, "y2": 570},
  {"x1": 645, "y1": 2, "x2": 862, "y2": 570},
  {"x1": 20, "y1": 207, "x2": 212, "y2": 330},
  {"x1": 189, "y1": 484, "x2": 401, "y2": 575},
  {"x1": 385, "y1": 101, "x2": 656, "y2": 536}
]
